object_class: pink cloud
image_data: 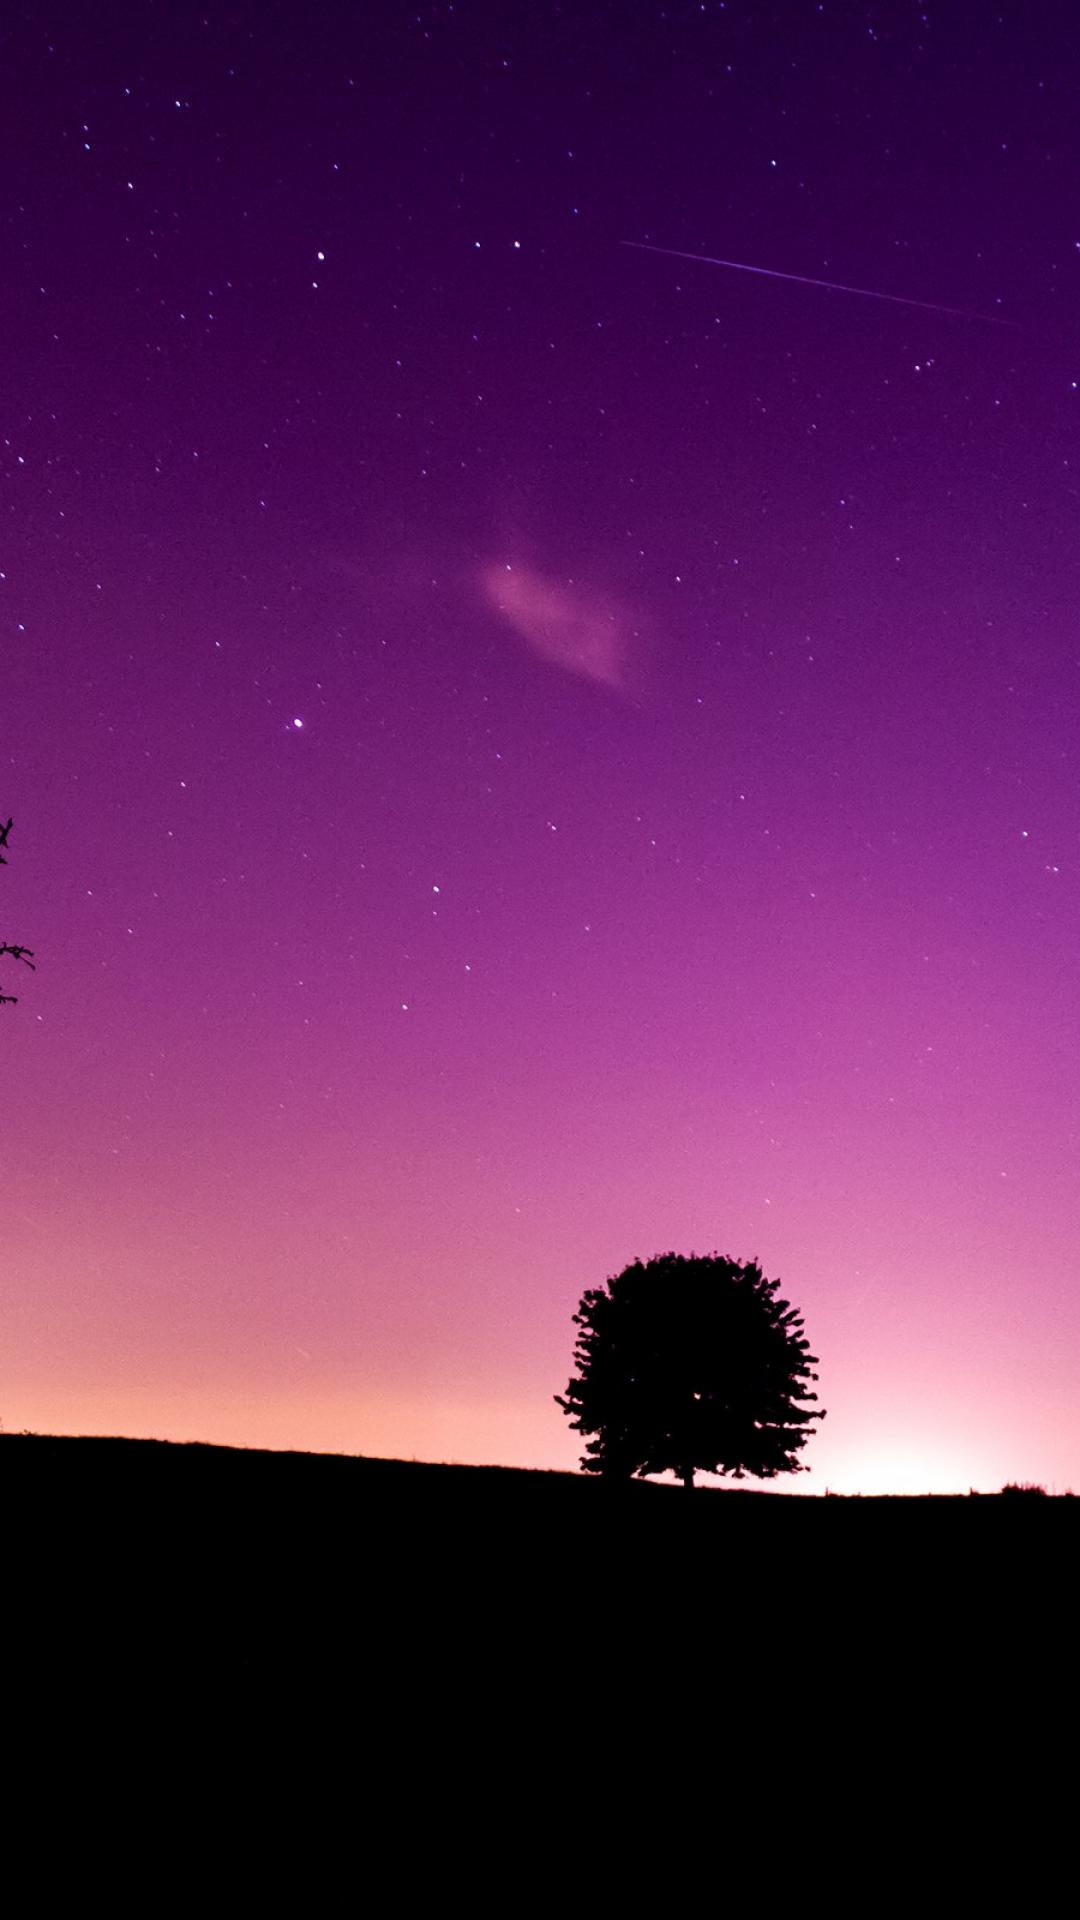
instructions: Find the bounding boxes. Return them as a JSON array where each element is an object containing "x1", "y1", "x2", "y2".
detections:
[{"x1": 479, "y1": 561, "x2": 634, "y2": 693}]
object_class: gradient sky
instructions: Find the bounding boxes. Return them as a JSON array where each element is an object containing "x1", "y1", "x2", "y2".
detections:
[{"x1": 4, "y1": 1, "x2": 1080, "y2": 1492}]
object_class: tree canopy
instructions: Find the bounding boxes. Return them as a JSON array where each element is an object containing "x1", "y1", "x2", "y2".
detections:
[{"x1": 555, "y1": 1251, "x2": 824, "y2": 1487}]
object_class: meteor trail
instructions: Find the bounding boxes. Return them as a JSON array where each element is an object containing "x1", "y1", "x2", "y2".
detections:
[{"x1": 621, "y1": 240, "x2": 1017, "y2": 326}]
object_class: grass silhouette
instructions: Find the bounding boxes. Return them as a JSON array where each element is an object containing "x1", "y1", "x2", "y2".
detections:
[
  {"x1": 4, "y1": 1430, "x2": 1073, "y2": 1527},
  {"x1": 4, "y1": 1433, "x2": 1073, "y2": 1701}
]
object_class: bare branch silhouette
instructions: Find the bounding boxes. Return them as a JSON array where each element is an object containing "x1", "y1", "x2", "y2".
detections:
[{"x1": 1, "y1": 818, "x2": 34, "y2": 1006}]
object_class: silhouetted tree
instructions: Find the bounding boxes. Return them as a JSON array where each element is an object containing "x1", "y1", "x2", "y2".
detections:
[
  {"x1": 1, "y1": 817, "x2": 35, "y2": 1006},
  {"x1": 555, "y1": 1251, "x2": 825, "y2": 1487}
]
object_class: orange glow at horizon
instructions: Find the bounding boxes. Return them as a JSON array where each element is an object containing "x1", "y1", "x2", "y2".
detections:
[{"x1": 4, "y1": 1376, "x2": 1068, "y2": 1496}]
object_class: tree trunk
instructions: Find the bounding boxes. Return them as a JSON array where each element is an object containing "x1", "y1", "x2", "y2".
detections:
[{"x1": 680, "y1": 1467, "x2": 695, "y2": 1490}]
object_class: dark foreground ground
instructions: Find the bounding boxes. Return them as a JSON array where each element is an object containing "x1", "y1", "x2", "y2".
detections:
[
  {"x1": 4, "y1": 1433, "x2": 1074, "y2": 1785},
  {"x1": 6, "y1": 1430, "x2": 1074, "y2": 1594},
  {"x1": 7, "y1": 1427, "x2": 1074, "y2": 1518},
  {"x1": 7, "y1": 1427, "x2": 1074, "y2": 1521}
]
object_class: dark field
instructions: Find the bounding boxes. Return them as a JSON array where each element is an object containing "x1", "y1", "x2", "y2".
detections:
[
  {"x1": 6, "y1": 1431, "x2": 1074, "y2": 1580},
  {"x1": 5, "y1": 1433, "x2": 1072, "y2": 1742}
]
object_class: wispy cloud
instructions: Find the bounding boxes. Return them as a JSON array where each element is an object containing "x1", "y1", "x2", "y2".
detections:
[{"x1": 479, "y1": 561, "x2": 635, "y2": 694}]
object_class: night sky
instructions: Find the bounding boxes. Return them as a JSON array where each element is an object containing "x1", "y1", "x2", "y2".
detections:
[{"x1": 5, "y1": 2, "x2": 1080, "y2": 1492}]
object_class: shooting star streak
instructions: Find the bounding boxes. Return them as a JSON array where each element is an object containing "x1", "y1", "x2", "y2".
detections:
[{"x1": 622, "y1": 240, "x2": 1018, "y2": 327}]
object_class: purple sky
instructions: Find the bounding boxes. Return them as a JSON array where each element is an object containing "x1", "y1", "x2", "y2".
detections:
[{"x1": 4, "y1": 1, "x2": 1080, "y2": 1491}]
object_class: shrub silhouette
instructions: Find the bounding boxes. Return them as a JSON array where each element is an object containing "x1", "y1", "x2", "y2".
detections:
[{"x1": 555, "y1": 1251, "x2": 825, "y2": 1488}]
